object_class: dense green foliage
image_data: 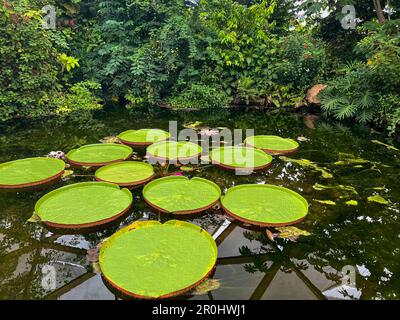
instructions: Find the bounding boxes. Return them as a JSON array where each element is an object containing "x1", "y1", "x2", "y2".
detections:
[{"x1": 0, "y1": 0, "x2": 399, "y2": 136}]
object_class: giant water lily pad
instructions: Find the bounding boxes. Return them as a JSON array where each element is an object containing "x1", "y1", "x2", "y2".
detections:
[
  {"x1": 146, "y1": 141, "x2": 202, "y2": 162},
  {"x1": 221, "y1": 184, "x2": 308, "y2": 227},
  {"x1": 245, "y1": 135, "x2": 299, "y2": 155},
  {"x1": 66, "y1": 144, "x2": 132, "y2": 167},
  {"x1": 118, "y1": 129, "x2": 170, "y2": 147},
  {"x1": 99, "y1": 220, "x2": 218, "y2": 299},
  {"x1": 95, "y1": 161, "x2": 154, "y2": 188},
  {"x1": 209, "y1": 146, "x2": 273, "y2": 171},
  {"x1": 0, "y1": 158, "x2": 65, "y2": 190},
  {"x1": 143, "y1": 176, "x2": 221, "y2": 214},
  {"x1": 35, "y1": 182, "x2": 132, "y2": 230}
]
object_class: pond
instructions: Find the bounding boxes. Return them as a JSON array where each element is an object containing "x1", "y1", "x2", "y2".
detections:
[{"x1": 0, "y1": 108, "x2": 399, "y2": 300}]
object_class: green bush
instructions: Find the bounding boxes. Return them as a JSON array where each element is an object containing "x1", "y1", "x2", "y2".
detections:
[{"x1": 168, "y1": 83, "x2": 229, "y2": 110}]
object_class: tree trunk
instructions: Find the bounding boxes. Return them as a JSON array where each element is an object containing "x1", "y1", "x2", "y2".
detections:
[{"x1": 373, "y1": 0, "x2": 386, "y2": 24}]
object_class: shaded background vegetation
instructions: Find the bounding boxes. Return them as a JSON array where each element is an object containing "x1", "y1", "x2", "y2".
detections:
[{"x1": 0, "y1": 0, "x2": 399, "y2": 137}]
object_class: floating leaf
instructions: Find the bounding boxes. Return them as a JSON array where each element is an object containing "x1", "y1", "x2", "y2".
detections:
[
  {"x1": 27, "y1": 212, "x2": 41, "y2": 223},
  {"x1": 368, "y1": 195, "x2": 389, "y2": 205},
  {"x1": 210, "y1": 146, "x2": 273, "y2": 171},
  {"x1": 61, "y1": 170, "x2": 74, "y2": 179},
  {"x1": 245, "y1": 135, "x2": 299, "y2": 155},
  {"x1": 143, "y1": 176, "x2": 221, "y2": 214},
  {"x1": 66, "y1": 144, "x2": 133, "y2": 167},
  {"x1": 92, "y1": 262, "x2": 101, "y2": 274},
  {"x1": 35, "y1": 182, "x2": 133, "y2": 230},
  {"x1": 221, "y1": 184, "x2": 308, "y2": 227},
  {"x1": 275, "y1": 226, "x2": 311, "y2": 241},
  {"x1": 192, "y1": 279, "x2": 221, "y2": 295},
  {"x1": 99, "y1": 136, "x2": 120, "y2": 144},
  {"x1": 371, "y1": 140, "x2": 399, "y2": 152},
  {"x1": 183, "y1": 121, "x2": 203, "y2": 129},
  {"x1": 180, "y1": 165, "x2": 195, "y2": 172},
  {"x1": 279, "y1": 156, "x2": 333, "y2": 179},
  {"x1": 314, "y1": 199, "x2": 336, "y2": 205},
  {"x1": 0, "y1": 158, "x2": 65, "y2": 190},
  {"x1": 99, "y1": 220, "x2": 218, "y2": 299},
  {"x1": 95, "y1": 161, "x2": 154, "y2": 187},
  {"x1": 118, "y1": 129, "x2": 170, "y2": 146},
  {"x1": 346, "y1": 200, "x2": 358, "y2": 206},
  {"x1": 312, "y1": 183, "x2": 358, "y2": 194}
]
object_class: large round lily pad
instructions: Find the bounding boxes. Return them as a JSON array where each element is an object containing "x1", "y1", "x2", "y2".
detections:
[
  {"x1": 245, "y1": 135, "x2": 299, "y2": 155},
  {"x1": 221, "y1": 184, "x2": 308, "y2": 227},
  {"x1": 95, "y1": 161, "x2": 155, "y2": 188},
  {"x1": 99, "y1": 220, "x2": 218, "y2": 299},
  {"x1": 0, "y1": 157, "x2": 65, "y2": 190},
  {"x1": 118, "y1": 129, "x2": 170, "y2": 147},
  {"x1": 209, "y1": 146, "x2": 273, "y2": 171},
  {"x1": 66, "y1": 144, "x2": 133, "y2": 167},
  {"x1": 35, "y1": 182, "x2": 133, "y2": 230},
  {"x1": 146, "y1": 141, "x2": 202, "y2": 163},
  {"x1": 143, "y1": 176, "x2": 221, "y2": 214}
]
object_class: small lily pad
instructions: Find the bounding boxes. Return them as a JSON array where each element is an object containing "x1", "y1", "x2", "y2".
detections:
[
  {"x1": 66, "y1": 144, "x2": 133, "y2": 168},
  {"x1": 143, "y1": 176, "x2": 221, "y2": 214},
  {"x1": 245, "y1": 135, "x2": 299, "y2": 155},
  {"x1": 146, "y1": 141, "x2": 202, "y2": 163},
  {"x1": 95, "y1": 161, "x2": 154, "y2": 187},
  {"x1": 221, "y1": 184, "x2": 308, "y2": 227},
  {"x1": 99, "y1": 220, "x2": 218, "y2": 299},
  {"x1": 209, "y1": 146, "x2": 273, "y2": 171},
  {"x1": 118, "y1": 129, "x2": 170, "y2": 147}
]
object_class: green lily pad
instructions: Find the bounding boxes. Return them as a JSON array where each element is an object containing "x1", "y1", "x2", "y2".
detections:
[
  {"x1": 66, "y1": 144, "x2": 132, "y2": 167},
  {"x1": 99, "y1": 220, "x2": 218, "y2": 299},
  {"x1": 209, "y1": 146, "x2": 273, "y2": 171},
  {"x1": 35, "y1": 182, "x2": 132, "y2": 229},
  {"x1": 143, "y1": 176, "x2": 221, "y2": 214},
  {"x1": 221, "y1": 184, "x2": 308, "y2": 227},
  {"x1": 245, "y1": 135, "x2": 299, "y2": 155},
  {"x1": 0, "y1": 157, "x2": 65, "y2": 189},
  {"x1": 146, "y1": 141, "x2": 202, "y2": 162},
  {"x1": 118, "y1": 129, "x2": 170, "y2": 146},
  {"x1": 95, "y1": 161, "x2": 154, "y2": 187}
]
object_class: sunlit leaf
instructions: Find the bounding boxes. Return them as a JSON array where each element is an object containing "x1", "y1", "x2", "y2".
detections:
[
  {"x1": 313, "y1": 183, "x2": 358, "y2": 194},
  {"x1": 192, "y1": 279, "x2": 221, "y2": 295},
  {"x1": 368, "y1": 195, "x2": 389, "y2": 205},
  {"x1": 345, "y1": 200, "x2": 358, "y2": 206},
  {"x1": 314, "y1": 199, "x2": 336, "y2": 205},
  {"x1": 371, "y1": 140, "x2": 399, "y2": 152}
]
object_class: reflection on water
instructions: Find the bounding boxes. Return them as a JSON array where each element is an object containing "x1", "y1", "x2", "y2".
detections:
[{"x1": 0, "y1": 108, "x2": 399, "y2": 300}]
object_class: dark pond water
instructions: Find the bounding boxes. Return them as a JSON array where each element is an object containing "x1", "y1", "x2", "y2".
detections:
[{"x1": 1, "y1": 108, "x2": 399, "y2": 300}]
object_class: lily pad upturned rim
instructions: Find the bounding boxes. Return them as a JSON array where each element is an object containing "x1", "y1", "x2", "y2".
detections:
[
  {"x1": 99, "y1": 220, "x2": 218, "y2": 299},
  {"x1": 95, "y1": 161, "x2": 155, "y2": 188},
  {"x1": 146, "y1": 141, "x2": 202, "y2": 162},
  {"x1": 66, "y1": 143, "x2": 133, "y2": 167},
  {"x1": 245, "y1": 135, "x2": 299, "y2": 155},
  {"x1": 209, "y1": 146, "x2": 273, "y2": 171},
  {"x1": 0, "y1": 157, "x2": 65, "y2": 190},
  {"x1": 143, "y1": 176, "x2": 221, "y2": 214},
  {"x1": 118, "y1": 129, "x2": 171, "y2": 147},
  {"x1": 221, "y1": 184, "x2": 309, "y2": 227},
  {"x1": 34, "y1": 182, "x2": 133, "y2": 230}
]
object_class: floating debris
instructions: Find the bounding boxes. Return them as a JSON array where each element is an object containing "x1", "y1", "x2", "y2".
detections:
[
  {"x1": 314, "y1": 199, "x2": 336, "y2": 205},
  {"x1": 312, "y1": 183, "x2": 358, "y2": 194},
  {"x1": 47, "y1": 151, "x2": 66, "y2": 160},
  {"x1": 279, "y1": 156, "x2": 333, "y2": 179},
  {"x1": 368, "y1": 195, "x2": 389, "y2": 205},
  {"x1": 297, "y1": 136, "x2": 310, "y2": 142},
  {"x1": 99, "y1": 136, "x2": 120, "y2": 144},
  {"x1": 275, "y1": 226, "x2": 311, "y2": 241},
  {"x1": 191, "y1": 279, "x2": 221, "y2": 295}
]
